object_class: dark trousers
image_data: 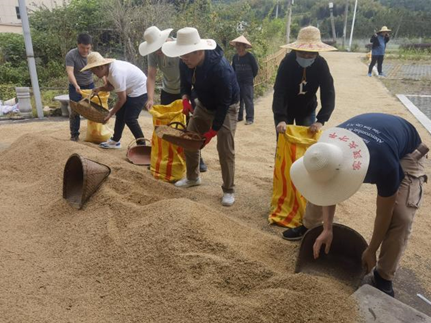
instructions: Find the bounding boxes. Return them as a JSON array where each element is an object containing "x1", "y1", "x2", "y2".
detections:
[
  {"x1": 160, "y1": 90, "x2": 182, "y2": 105},
  {"x1": 286, "y1": 111, "x2": 316, "y2": 126},
  {"x1": 238, "y1": 83, "x2": 254, "y2": 122},
  {"x1": 368, "y1": 55, "x2": 384, "y2": 75},
  {"x1": 68, "y1": 83, "x2": 94, "y2": 137},
  {"x1": 112, "y1": 93, "x2": 147, "y2": 143}
]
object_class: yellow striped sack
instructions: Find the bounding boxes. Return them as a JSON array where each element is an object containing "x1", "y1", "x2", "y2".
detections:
[
  {"x1": 269, "y1": 125, "x2": 321, "y2": 228},
  {"x1": 149, "y1": 100, "x2": 186, "y2": 182}
]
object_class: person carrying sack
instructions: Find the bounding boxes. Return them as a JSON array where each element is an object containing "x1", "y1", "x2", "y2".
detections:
[
  {"x1": 272, "y1": 26, "x2": 337, "y2": 138},
  {"x1": 139, "y1": 26, "x2": 207, "y2": 172},
  {"x1": 81, "y1": 52, "x2": 148, "y2": 149},
  {"x1": 283, "y1": 113, "x2": 428, "y2": 298},
  {"x1": 162, "y1": 27, "x2": 240, "y2": 206}
]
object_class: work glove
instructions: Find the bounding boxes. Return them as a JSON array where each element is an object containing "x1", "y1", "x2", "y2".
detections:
[
  {"x1": 203, "y1": 129, "x2": 218, "y2": 147},
  {"x1": 182, "y1": 99, "x2": 194, "y2": 115}
]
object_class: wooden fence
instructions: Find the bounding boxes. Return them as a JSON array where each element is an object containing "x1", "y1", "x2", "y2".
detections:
[{"x1": 254, "y1": 48, "x2": 288, "y2": 88}]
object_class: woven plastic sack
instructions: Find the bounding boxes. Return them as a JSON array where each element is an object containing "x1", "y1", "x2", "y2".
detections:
[
  {"x1": 80, "y1": 89, "x2": 113, "y2": 143},
  {"x1": 269, "y1": 125, "x2": 321, "y2": 228},
  {"x1": 149, "y1": 100, "x2": 186, "y2": 182}
]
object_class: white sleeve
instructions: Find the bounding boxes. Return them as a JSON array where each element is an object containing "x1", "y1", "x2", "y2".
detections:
[{"x1": 110, "y1": 71, "x2": 127, "y2": 93}]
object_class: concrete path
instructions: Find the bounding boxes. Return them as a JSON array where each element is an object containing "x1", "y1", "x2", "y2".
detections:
[{"x1": 352, "y1": 285, "x2": 431, "y2": 323}]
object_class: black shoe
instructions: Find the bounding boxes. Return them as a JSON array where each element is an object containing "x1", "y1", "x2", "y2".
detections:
[
  {"x1": 373, "y1": 269, "x2": 395, "y2": 297},
  {"x1": 237, "y1": 118, "x2": 243, "y2": 122},
  {"x1": 199, "y1": 158, "x2": 208, "y2": 173},
  {"x1": 70, "y1": 135, "x2": 79, "y2": 142},
  {"x1": 282, "y1": 225, "x2": 308, "y2": 241}
]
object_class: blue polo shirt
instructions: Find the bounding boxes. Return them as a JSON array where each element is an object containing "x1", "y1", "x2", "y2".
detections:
[{"x1": 338, "y1": 113, "x2": 421, "y2": 197}]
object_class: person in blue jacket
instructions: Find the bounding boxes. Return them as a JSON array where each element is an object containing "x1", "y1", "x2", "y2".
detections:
[
  {"x1": 162, "y1": 27, "x2": 240, "y2": 207},
  {"x1": 368, "y1": 26, "x2": 391, "y2": 77}
]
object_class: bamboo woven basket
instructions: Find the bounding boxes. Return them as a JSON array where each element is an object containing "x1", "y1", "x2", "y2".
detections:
[
  {"x1": 63, "y1": 153, "x2": 111, "y2": 209},
  {"x1": 69, "y1": 93, "x2": 109, "y2": 123},
  {"x1": 155, "y1": 122, "x2": 205, "y2": 151}
]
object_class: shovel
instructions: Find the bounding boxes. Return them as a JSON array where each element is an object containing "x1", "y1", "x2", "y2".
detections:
[{"x1": 295, "y1": 223, "x2": 368, "y2": 288}]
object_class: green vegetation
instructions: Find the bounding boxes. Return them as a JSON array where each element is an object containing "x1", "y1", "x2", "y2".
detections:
[{"x1": 1, "y1": 0, "x2": 431, "y2": 102}]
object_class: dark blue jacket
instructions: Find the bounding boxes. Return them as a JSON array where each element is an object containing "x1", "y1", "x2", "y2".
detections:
[{"x1": 180, "y1": 45, "x2": 240, "y2": 131}]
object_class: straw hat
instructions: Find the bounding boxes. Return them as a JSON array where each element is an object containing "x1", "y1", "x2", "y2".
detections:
[
  {"x1": 230, "y1": 35, "x2": 252, "y2": 48},
  {"x1": 162, "y1": 27, "x2": 216, "y2": 58},
  {"x1": 81, "y1": 52, "x2": 115, "y2": 72},
  {"x1": 290, "y1": 127, "x2": 370, "y2": 206},
  {"x1": 281, "y1": 26, "x2": 337, "y2": 52},
  {"x1": 138, "y1": 26, "x2": 173, "y2": 57},
  {"x1": 378, "y1": 26, "x2": 391, "y2": 33}
]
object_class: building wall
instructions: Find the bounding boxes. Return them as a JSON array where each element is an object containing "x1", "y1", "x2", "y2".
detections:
[{"x1": 0, "y1": 0, "x2": 66, "y2": 34}]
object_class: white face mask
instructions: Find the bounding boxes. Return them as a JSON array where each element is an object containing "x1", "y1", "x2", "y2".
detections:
[{"x1": 296, "y1": 56, "x2": 315, "y2": 68}]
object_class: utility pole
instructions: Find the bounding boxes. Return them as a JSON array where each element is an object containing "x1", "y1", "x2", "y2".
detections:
[
  {"x1": 342, "y1": 0, "x2": 349, "y2": 48},
  {"x1": 286, "y1": 0, "x2": 293, "y2": 44},
  {"x1": 275, "y1": 0, "x2": 279, "y2": 19},
  {"x1": 18, "y1": 0, "x2": 44, "y2": 119},
  {"x1": 329, "y1": 2, "x2": 336, "y2": 43},
  {"x1": 348, "y1": 0, "x2": 358, "y2": 52}
]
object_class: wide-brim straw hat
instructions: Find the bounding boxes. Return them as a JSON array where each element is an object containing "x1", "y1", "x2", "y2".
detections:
[
  {"x1": 139, "y1": 26, "x2": 173, "y2": 57},
  {"x1": 378, "y1": 26, "x2": 391, "y2": 33},
  {"x1": 162, "y1": 27, "x2": 216, "y2": 58},
  {"x1": 81, "y1": 52, "x2": 115, "y2": 72},
  {"x1": 290, "y1": 127, "x2": 370, "y2": 206},
  {"x1": 281, "y1": 26, "x2": 337, "y2": 52},
  {"x1": 230, "y1": 35, "x2": 252, "y2": 48}
]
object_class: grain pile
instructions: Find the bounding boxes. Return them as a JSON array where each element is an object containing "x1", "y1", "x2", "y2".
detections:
[
  {"x1": 0, "y1": 133, "x2": 358, "y2": 322},
  {"x1": 2, "y1": 51, "x2": 431, "y2": 322}
]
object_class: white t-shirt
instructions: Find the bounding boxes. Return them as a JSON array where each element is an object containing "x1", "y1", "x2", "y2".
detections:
[{"x1": 108, "y1": 60, "x2": 147, "y2": 97}]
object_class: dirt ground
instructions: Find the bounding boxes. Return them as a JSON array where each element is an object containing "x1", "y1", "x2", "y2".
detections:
[{"x1": 1, "y1": 52, "x2": 431, "y2": 322}]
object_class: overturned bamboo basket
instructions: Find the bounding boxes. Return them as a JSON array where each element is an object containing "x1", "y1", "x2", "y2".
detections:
[{"x1": 63, "y1": 153, "x2": 111, "y2": 209}]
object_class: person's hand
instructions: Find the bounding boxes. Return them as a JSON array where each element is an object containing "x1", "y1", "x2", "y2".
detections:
[
  {"x1": 202, "y1": 129, "x2": 218, "y2": 147},
  {"x1": 182, "y1": 98, "x2": 194, "y2": 115},
  {"x1": 146, "y1": 99, "x2": 154, "y2": 111},
  {"x1": 92, "y1": 87, "x2": 101, "y2": 94},
  {"x1": 308, "y1": 122, "x2": 323, "y2": 134},
  {"x1": 361, "y1": 247, "x2": 377, "y2": 274},
  {"x1": 75, "y1": 85, "x2": 81, "y2": 94},
  {"x1": 276, "y1": 121, "x2": 287, "y2": 134},
  {"x1": 313, "y1": 229, "x2": 333, "y2": 259},
  {"x1": 103, "y1": 109, "x2": 114, "y2": 124}
]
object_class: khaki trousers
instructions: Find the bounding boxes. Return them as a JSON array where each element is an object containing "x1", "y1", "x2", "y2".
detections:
[
  {"x1": 185, "y1": 100, "x2": 239, "y2": 193},
  {"x1": 302, "y1": 149, "x2": 427, "y2": 281}
]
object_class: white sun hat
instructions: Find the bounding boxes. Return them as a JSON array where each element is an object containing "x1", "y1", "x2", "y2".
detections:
[
  {"x1": 281, "y1": 26, "x2": 337, "y2": 52},
  {"x1": 162, "y1": 27, "x2": 216, "y2": 58},
  {"x1": 138, "y1": 26, "x2": 173, "y2": 57},
  {"x1": 81, "y1": 52, "x2": 115, "y2": 72},
  {"x1": 290, "y1": 127, "x2": 370, "y2": 206}
]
